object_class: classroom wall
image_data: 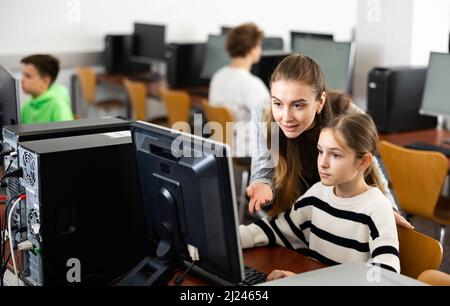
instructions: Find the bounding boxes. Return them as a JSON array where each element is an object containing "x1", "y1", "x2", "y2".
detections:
[{"x1": 0, "y1": 0, "x2": 357, "y2": 56}]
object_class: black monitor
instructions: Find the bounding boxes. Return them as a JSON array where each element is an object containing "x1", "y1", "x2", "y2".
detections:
[
  {"x1": 262, "y1": 37, "x2": 284, "y2": 51},
  {"x1": 221, "y1": 26, "x2": 233, "y2": 35},
  {"x1": 292, "y1": 37, "x2": 355, "y2": 93},
  {"x1": 252, "y1": 51, "x2": 291, "y2": 88},
  {"x1": 200, "y1": 35, "x2": 231, "y2": 80},
  {"x1": 130, "y1": 121, "x2": 244, "y2": 285},
  {"x1": 420, "y1": 52, "x2": 450, "y2": 120},
  {"x1": 0, "y1": 65, "x2": 20, "y2": 128},
  {"x1": 132, "y1": 23, "x2": 166, "y2": 61},
  {"x1": 290, "y1": 31, "x2": 334, "y2": 50}
]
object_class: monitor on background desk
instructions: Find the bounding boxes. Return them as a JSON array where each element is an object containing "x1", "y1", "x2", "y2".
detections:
[
  {"x1": 291, "y1": 37, "x2": 355, "y2": 93},
  {"x1": 200, "y1": 35, "x2": 231, "y2": 80},
  {"x1": 0, "y1": 65, "x2": 20, "y2": 129},
  {"x1": 420, "y1": 52, "x2": 450, "y2": 144}
]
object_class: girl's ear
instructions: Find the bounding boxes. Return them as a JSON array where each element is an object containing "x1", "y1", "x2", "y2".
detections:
[{"x1": 359, "y1": 153, "x2": 373, "y2": 171}]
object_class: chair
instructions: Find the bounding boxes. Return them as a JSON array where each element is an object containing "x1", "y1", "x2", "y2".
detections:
[
  {"x1": 397, "y1": 226, "x2": 443, "y2": 279},
  {"x1": 379, "y1": 140, "x2": 450, "y2": 245},
  {"x1": 203, "y1": 101, "x2": 251, "y2": 224},
  {"x1": 123, "y1": 79, "x2": 167, "y2": 125},
  {"x1": 417, "y1": 269, "x2": 450, "y2": 286},
  {"x1": 76, "y1": 67, "x2": 126, "y2": 117},
  {"x1": 159, "y1": 89, "x2": 191, "y2": 131}
]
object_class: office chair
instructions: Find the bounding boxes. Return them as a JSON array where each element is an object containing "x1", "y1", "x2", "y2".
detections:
[
  {"x1": 397, "y1": 226, "x2": 443, "y2": 279},
  {"x1": 76, "y1": 66, "x2": 126, "y2": 118},
  {"x1": 379, "y1": 140, "x2": 450, "y2": 245},
  {"x1": 417, "y1": 269, "x2": 450, "y2": 286},
  {"x1": 123, "y1": 79, "x2": 168, "y2": 125},
  {"x1": 202, "y1": 101, "x2": 251, "y2": 224},
  {"x1": 159, "y1": 89, "x2": 191, "y2": 131}
]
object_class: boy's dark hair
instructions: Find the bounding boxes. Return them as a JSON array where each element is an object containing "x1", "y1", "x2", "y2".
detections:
[
  {"x1": 21, "y1": 54, "x2": 60, "y2": 84},
  {"x1": 226, "y1": 23, "x2": 264, "y2": 58}
]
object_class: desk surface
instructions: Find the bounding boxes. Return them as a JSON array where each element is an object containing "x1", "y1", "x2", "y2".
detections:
[
  {"x1": 261, "y1": 262, "x2": 426, "y2": 286},
  {"x1": 169, "y1": 246, "x2": 326, "y2": 286},
  {"x1": 380, "y1": 128, "x2": 450, "y2": 167},
  {"x1": 97, "y1": 73, "x2": 208, "y2": 108}
]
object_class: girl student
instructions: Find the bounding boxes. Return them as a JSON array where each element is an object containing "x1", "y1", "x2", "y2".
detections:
[{"x1": 240, "y1": 112, "x2": 400, "y2": 280}]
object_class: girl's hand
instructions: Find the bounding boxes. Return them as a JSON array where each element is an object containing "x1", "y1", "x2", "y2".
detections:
[
  {"x1": 246, "y1": 182, "x2": 273, "y2": 214},
  {"x1": 266, "y1": 269, "x2": 296, "y2": 281},
  {"x1": 394, "y1": 211, "x2": 414, "y2": 229}
]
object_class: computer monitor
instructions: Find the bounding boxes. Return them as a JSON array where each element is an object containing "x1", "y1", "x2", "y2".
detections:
[
  {"x1": 132, "y1": 23, "x2": 166, "y2": 61},
  {"x1": 290, "y1": 31, "x2": 334, "y2": 51},
  {"x1": 130, "y1": 121, "x2": 244, "y2": 285},
  {"x1": 262, "y1": 37, "x2": 284, "y2": 51},
  {"x1": 200, "y1": 34, "x2": 231, "y2": 80},
  {"x1": 420, "y1": 52, "x2": 450, "y2": 119},
  {"x1": 0, "y1": 65, "x2": 20, "y2": 128},
  {"x1": 292, "y1": 37, "x2": 355, "y2": 93},
  {"x1": 251, "y1": 51, "x2": 291, "y2": 88},
  {"x1": 220, "y1": 26, "x2": 233, "y2": 35}
]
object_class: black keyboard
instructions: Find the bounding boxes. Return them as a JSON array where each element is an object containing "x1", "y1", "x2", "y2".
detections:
[
  {"x1": 240, "y1": 266, "x2": 267, "y2": 286},
  {"x1": 404, "y1": 142, "x2": 450, "y2": 157}
]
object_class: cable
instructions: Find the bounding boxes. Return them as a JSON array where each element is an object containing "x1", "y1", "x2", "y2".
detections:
[
  {"x1": 174, "y1": 260, "x2": 196, "y2": 286},
  {"x1": 0, "y1": 149, "x2": 14, "y2": 158},
  {"x1": 7, "y1": 194, "x2": 26, "y2": 286},
  {"x1": 0, "y1": 167, "x2": 23, "y2": 188}
]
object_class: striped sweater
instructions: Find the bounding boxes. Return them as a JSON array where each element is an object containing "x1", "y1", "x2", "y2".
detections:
[{"x1": 240, "y1": 182, "x2": 400, "y2": 273}]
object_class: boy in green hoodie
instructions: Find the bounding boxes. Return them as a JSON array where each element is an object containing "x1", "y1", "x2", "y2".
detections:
[{"x1": 20, "y1": 54, "x2": 74, "y2": 124}]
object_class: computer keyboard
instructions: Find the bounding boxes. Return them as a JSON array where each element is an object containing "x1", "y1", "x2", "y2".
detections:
[
  {"x1": 240, "y1": 266, "x2": 268, "y2": 286},
  {"x1": 404, "y1": 142, "x2": 450, "y2": 157}
]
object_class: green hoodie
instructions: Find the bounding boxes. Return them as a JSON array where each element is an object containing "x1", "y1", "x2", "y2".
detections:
[{"x1": 21, "y1": 84, "x2": 74, "y2": 124}]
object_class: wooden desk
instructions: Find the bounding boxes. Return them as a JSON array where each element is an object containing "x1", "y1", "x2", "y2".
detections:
[
  {"x1": 96, "y1": 73, "x2": 208, "y2": 109},
  {"x1": 379, "y1": 128, "x2": 450, "y2": 167},
  {"x1": 168, "y1": 246, "x2": 326, "y2": 286}
]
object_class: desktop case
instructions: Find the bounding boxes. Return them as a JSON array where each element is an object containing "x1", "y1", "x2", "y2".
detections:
[
  {"x1": 2, "y1": 118, "x2": 134, "y2": 257},
  {"x1": 104, "y1": 34, "x2": 149, "y2": 74},
  {"x1": 165, "y1": 43, "x2": 209, "y2": 88},
  {"x1": 16, "y1": 131, "x2": 150, "y2": 286},
  {"x1": 367, "y1": 67, "x2": 437, "y2": 133}
]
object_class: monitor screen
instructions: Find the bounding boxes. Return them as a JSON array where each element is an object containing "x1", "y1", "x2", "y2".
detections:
[
  {"x1": 420, "y1": 52, "x2": 450, "y2": 118},
  {"x1": 221, "y1": 26, "x2": 233, "y2": 35},
  {"x1": 262, "y1": 37, "x2": 284, "y2": 51},
  {"x1": 0, "y1": 65, "x2": 20, "y2": 128},
  {"x1": 133, "y1": 23, "x2": 166, "y2": 61},
  {"x1": 131, "y1": 121, "x2": 244, "y2": 284},
  {"x1": 200, "y1": 35, "x2": 231, "y2": 80},
  {"x1": 292, "y1": 37, "x2": 355, "y2": 92},
  {"x1": 290, "y1": 31, "x2": 333, "y2": 50},
  {"x1": 251, "y1": 51, "x2": 291, "y2": 88}
]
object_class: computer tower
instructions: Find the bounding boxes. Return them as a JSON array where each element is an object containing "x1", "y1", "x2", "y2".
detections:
[
  {"x1": 367, "y1": 67, "x2": 437, "y2": 133},
  {"x1": 104, "y1": 34, "x2": 149, "y2": 74},
  {"x1": 3, "y1": 117, "x2": 132, "y2": 198},
  {"x1": 1, "y1": 118, "x2": 134, "y2": 284},
  {"x1": 17, "y1": 132, "x2": 150, "y2": 286},
  {"x1": 165, "y1": 43, "x2": 209, "y2": 88}
]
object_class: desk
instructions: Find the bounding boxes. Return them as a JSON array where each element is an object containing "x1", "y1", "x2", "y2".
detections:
[
  {"x1": 261, "y1": 262, "x2": 426, "y2": 286},
  {"x1": 168, "y1": 246, "x2": 326, "y2": 286},
  {"x1": 380, "y1": 129, "x2": 450, "y2": 167},
  {"x1": 97, "y1": 73, "x2": 208, "y2": 108},
  {"x1": 71, "y1": 72, "x2": 209, "y2": 118}
]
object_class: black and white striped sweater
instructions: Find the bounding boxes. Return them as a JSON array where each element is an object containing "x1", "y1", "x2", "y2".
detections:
[{"x1": 240, "y1": 183, "x2": 400, "y2": 273}]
